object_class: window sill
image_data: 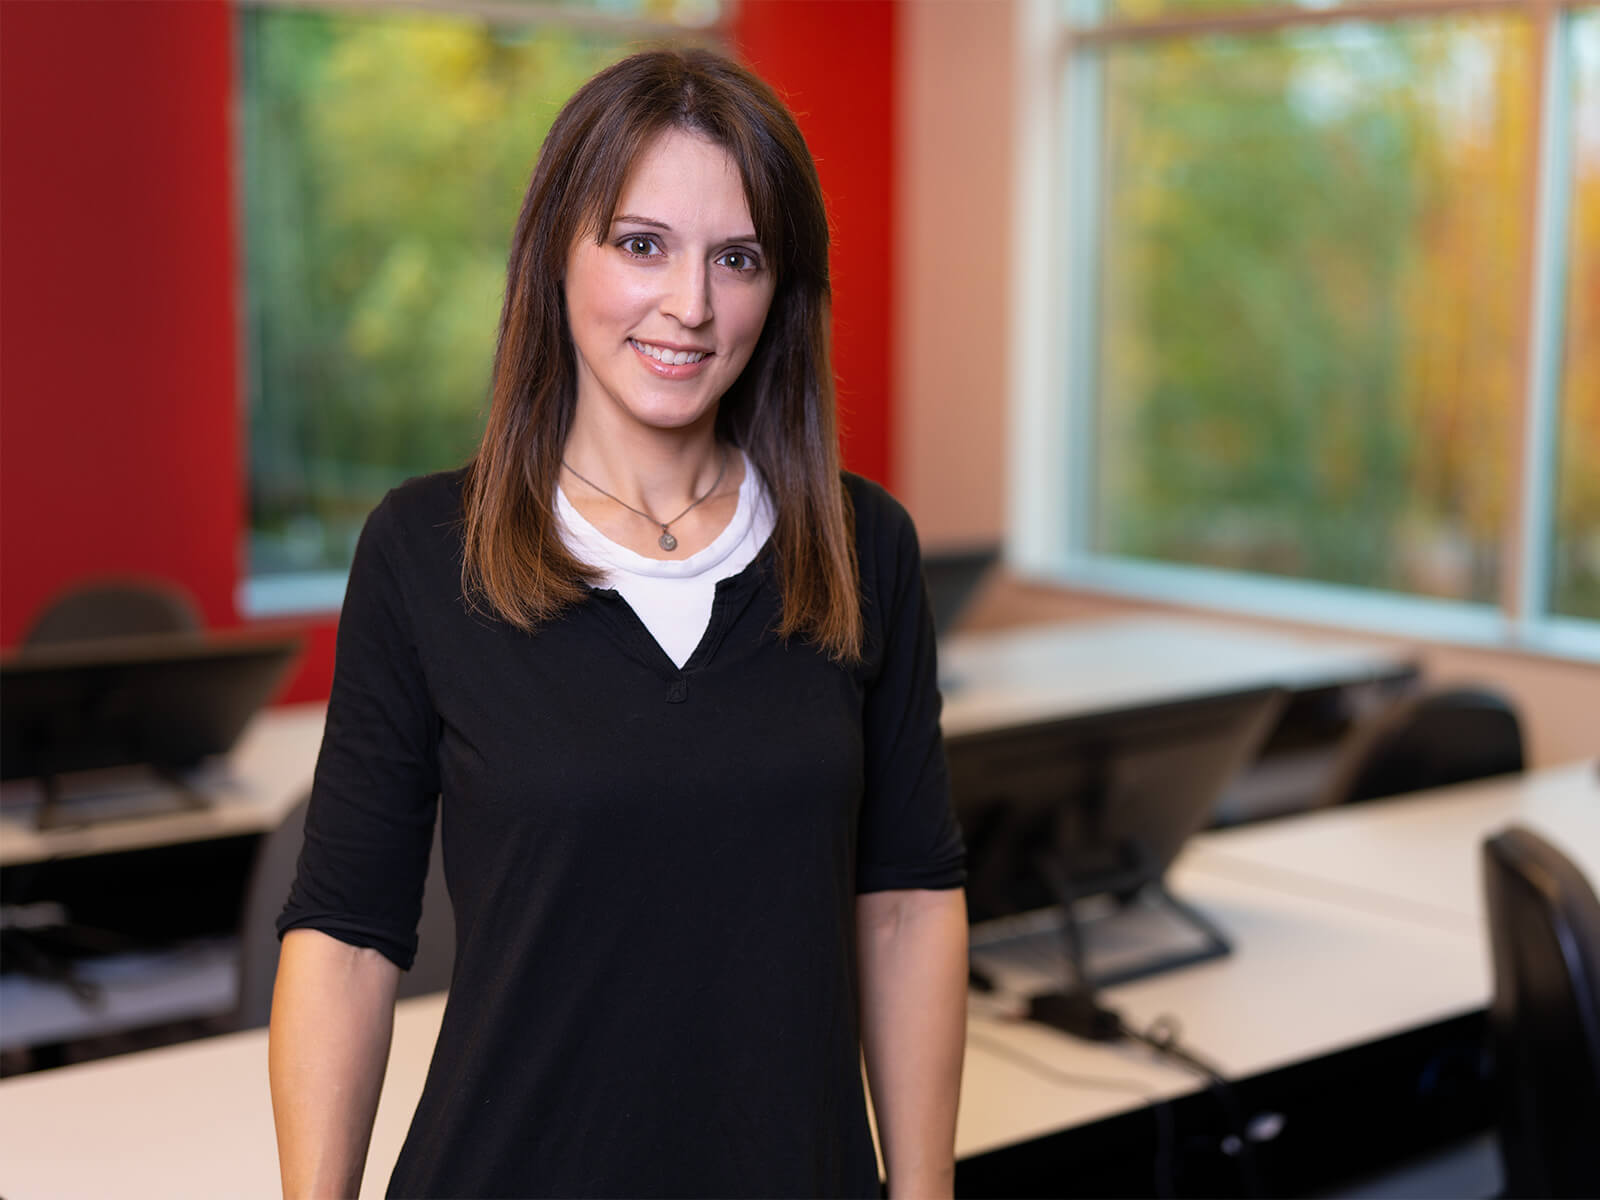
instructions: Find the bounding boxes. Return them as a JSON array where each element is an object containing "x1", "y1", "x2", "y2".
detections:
[
  {"x1": 238, "y1": 571, "x2": 347, "y2": 619},
  {"x1": 1018, "y1": 554, "x2": 1600, "y2": 665}
]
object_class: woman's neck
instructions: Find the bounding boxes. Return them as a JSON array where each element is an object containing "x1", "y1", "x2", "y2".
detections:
[
  {"x1": 556, "y1": 409, "x2": 720, "y2": 518},
  {"x1": 560, "y1": 410, "x2": 744, "y2": 560}
]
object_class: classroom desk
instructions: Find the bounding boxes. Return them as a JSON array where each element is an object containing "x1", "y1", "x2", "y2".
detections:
[
  {"x1": 0, "y1": 705, "x2": 326, "y2": 1048},
  {"x1": 965, "y1": 771, "x2": 1600, "y2": 1172},
  {"x1": 939, "y1": 614, "x2": 1415, "y2": 739},
  {"x1": 6, "y1": 764, "x2": 1590, "y2": 1199}
]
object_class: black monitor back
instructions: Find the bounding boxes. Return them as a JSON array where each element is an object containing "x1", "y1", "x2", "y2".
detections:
[
  {"x1": 949, "y1": 685, "x2": 1285, "y2": 921},
  {"x1": 1, "y1": 630, "x2": 302, "y2": 781},
  {"x1": 923, "y1": 544, "x2": 1000, "y2": 640}
]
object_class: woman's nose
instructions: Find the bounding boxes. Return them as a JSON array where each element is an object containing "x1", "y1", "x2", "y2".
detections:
[{"x1": 660, "y1": 258, "x2": 712, "y2": 328}]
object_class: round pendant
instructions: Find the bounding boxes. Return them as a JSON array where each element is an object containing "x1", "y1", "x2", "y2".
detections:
[{"x1": 658, "y1": 531, "x2": 678, "y2": 551}]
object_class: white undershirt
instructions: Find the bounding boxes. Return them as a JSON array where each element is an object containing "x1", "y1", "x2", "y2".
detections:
[{"x1": 556, "y1": 453, "x2": 776, "y2": 668}]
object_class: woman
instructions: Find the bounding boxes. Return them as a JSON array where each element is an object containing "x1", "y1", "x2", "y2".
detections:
[{"x1": 268, "y1": 47, "x2": 968, "y2": 1199}]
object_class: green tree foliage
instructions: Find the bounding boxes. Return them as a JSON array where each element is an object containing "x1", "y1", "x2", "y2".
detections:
[
  {"x1": 1094, "y1": 20, "x2": 1533, "y2": 603},
  {"x1": 240, "y1": 9, "x2": 627, "y2": 574}
]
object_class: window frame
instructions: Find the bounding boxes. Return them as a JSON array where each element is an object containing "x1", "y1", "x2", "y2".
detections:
[{"x1": 1008, "y1": 0, "x2": 1600, "y2": 663}]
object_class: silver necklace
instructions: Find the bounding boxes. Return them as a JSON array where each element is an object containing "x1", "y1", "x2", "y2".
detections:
[{"x1": 561, "y1": 450, "x2": 728, "y2": 552}]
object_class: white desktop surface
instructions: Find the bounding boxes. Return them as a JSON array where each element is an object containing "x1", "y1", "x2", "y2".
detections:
[
  {"x1": 0, "y1": 990, "x2": 446, "y2": 1200},
  {"x1": 7, "y1": 764, "x2": 1584, "y2": 1198},
  {"x1": 0, "y1": 703, "x2": 326, "y2": 867},
  {"x1": 1183, "y1": 760, "x2": 1600, "y2": 934},
  {"x1": 939, "y1": 615, "x2": 1413, "y2": 738}
]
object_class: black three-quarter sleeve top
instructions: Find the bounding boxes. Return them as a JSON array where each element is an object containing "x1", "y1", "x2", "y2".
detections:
[{"x1": 278, "y1": 468, "x2": 966, "y2": 1199}]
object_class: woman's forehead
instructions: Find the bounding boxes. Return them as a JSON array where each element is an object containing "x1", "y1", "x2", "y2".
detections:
[{"x1": 607, "y1": 127, "x2": 753, "y2": 230}]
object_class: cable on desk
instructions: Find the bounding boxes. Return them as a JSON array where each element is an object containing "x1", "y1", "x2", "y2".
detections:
[
  {"x1": 1049, "y1": 996, "x2": 1273, "y2": 1199},
  {"x1": 987, "y1": 984, "x2": 1281, "y2": 1199},
  {"x1": 1118, "y1": 1011, "x2": 1266, "y2": 1199},
  {"x1": 972, "y1": 968, "x2": 1282, "y2": 1196}
]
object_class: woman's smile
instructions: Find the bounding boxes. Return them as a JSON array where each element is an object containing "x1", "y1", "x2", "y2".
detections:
[{"x1": 628, "y1": 337, "x2": 714, "y2": 375}]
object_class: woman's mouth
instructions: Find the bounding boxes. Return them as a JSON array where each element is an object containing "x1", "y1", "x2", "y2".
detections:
[{"x1": 629, "y1": 338, "x2": 710, "y2": 366}]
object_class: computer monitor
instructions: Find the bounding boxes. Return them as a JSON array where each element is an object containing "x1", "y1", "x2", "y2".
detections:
[
  {"x1": 1, "y1": 629, "x2": 302, "y2": 826},
  {"x1": 922, "y1": 543, "x2": 1000, "y2": 640},
  {"x1": 948, "y1": 684, "x2": 1286, "y2": 991}
]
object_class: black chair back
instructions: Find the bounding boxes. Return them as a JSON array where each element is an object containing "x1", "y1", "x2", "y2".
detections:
[
  {"x1": 23, "y1": 579, "x2": 202, "y2": 646},
  {"x1": 1482, "y1": 825, "x2": 1600, "y2": 1197},
  {"x1": 1326, "y1": 686, "x2": 1524, "y2": 805},
  {"x1": 235, "y1": 795, "x2": 455, "y2": 1029}
]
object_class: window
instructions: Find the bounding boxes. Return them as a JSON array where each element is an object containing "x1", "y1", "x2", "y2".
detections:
[
  {"x1": 1012, "y1": 0, "x2": 1600, "y2": 658},
  {"x1": 237, "y1": 0, "x2": 723, "y2": 615}
]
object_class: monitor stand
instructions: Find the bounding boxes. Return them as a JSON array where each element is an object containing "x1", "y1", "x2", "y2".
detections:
[
  {"x1": 1041, "y1": 842, "x2": 1231, "y2": 990},
  {"x1": 969, "y1": 846, "x2": 1232, "y2": 1001},
  {"x1": 1056, "y1": 877, "x2": 1231, "y2": 990}
]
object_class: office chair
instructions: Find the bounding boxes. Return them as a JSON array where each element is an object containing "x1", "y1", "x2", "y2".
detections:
[
  {"x1": 233, "y1": 795, "x2": 455, "y2": 1029},
  {"x1": 1318, "y1": 686, "x2": 1524, "y2": 806},
  {"x1": 21, "y1": 578, "x2": 203, "y2": 646},
  {"x1": 1482, "y1": 825, "x2": 1600, "y2": 1197}
]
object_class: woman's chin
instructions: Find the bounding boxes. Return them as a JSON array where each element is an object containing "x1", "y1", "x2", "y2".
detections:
[{"x1": 617, "y1": 397, "x2": 722, "y2": 436}]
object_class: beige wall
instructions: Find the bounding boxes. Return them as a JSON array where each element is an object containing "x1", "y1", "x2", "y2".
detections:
[
  {"x1": 895, "y1": 0, "x2": 1599, "y2": 766},
  {"x1": 894, "y1": 0, "x2": 1014, "y2": 548}
]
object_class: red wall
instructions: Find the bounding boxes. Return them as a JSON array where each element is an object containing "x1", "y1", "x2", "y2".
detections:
[
  {"x1": 0, "y1": 0, "x2": 896, "y2": 704},
  {"x1": 0, "y1": 0, "x2": 241, "y2": 636},
  {"x1": 734, "y1": 0, "x2": 898, "y2": 488}
]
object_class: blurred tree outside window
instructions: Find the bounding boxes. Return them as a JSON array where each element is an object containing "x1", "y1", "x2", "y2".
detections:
[
  {"x1": 1065, "y1": 0, "x2": 1600, "y2": 639},
  {"x1": 238, "y1": 1, "x2": 719, "y2": 602}
]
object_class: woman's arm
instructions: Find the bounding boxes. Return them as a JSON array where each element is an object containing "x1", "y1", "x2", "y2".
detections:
[
  {"x1": 857, "y1": 886, "x2": 969, "y2": 1199},
  {"x1": 269, "y1": 928, "x2": 402, "y2": 1199}
]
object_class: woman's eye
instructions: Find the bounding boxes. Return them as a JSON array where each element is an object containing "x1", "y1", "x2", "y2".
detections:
[
  {"x1": 718, "y1": 250, "x2": 758, "y2": 272},
  {"x1": 621, "y1": 236, "x2": 659, "y2": 257}
]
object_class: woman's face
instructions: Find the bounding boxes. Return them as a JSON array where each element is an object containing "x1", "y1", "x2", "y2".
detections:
[{"x1": 564, "y1": 126, "x2": 776, "y2": 440}]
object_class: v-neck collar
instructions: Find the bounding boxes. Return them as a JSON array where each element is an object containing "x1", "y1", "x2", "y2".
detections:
[{"x1": 586, "y1": 545, "x2": 774, "y2": 681}]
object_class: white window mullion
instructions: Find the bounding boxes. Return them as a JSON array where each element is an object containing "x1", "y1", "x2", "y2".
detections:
[
  {"x1": 1060, "y1": 40, "x2": 1104, "y2": 565},
  {"x1": 1008, "y1": 0, "x2": 1077, "y2": 573},
  {"x1": 1514, "y1": 8, "x2": 1575, "y2": 641}
]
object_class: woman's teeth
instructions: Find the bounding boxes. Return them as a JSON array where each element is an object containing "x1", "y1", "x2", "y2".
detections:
[{"x1": 631, "y1": 339, "x2": 707, "y2": 366}]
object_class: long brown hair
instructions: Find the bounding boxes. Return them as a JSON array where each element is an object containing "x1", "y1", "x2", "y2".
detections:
[{"x1": 461, "y1": 47, "x2": 861, "y2": 662}]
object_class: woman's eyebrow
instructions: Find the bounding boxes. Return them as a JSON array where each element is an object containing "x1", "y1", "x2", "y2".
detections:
[
  {"x1": 612, "y1": 213, "x2": 671, "y2": 230},
  {"x1": 611, "y1": 213, "x2": 761, "y2": 244}
]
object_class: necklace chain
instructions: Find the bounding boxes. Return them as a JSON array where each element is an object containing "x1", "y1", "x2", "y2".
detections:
[{"x1": 561, "y1": 449, "x2": 728, "y2": 552}]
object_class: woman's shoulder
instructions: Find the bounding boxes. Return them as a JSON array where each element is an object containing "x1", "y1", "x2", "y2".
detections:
[
  {"x1": 364, "y1": 467, "x2": 469, "y2": 541},
  {"x1": 353, "y1": 467, "x2": 471, "y2": 589},
  {"x1": 841, "y1": 470, "x2": 920, "y2": 557},
  {"x1": 839, "y1": 472, "x2": 928, "y2": 631}
]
